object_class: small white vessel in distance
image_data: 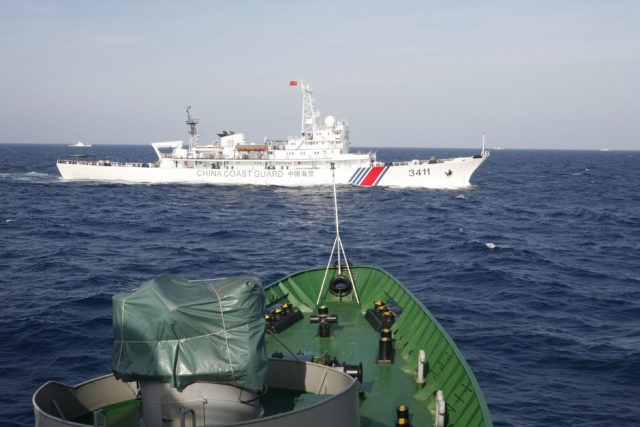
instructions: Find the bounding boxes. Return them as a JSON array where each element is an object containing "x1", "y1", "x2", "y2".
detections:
[
  {"x1": 67, "y1": 141, "x2": 92, "y2": 147},
  {"x1": 57, "y1": 81, "x2": 489, "y2": 187}
]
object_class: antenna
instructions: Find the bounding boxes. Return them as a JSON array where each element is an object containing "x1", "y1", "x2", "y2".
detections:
[
  {"x1": 316, "y1": 163, "x2": 360, "y2": 305},
  {"x1": 186, "y1": 106, "x2": 199, "y2": 150},
  {"x1": 482, "y1": 132, "x2": 485, "y2": 156}
]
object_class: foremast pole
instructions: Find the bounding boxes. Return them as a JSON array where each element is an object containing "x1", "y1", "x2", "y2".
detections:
[{"x1": 186, "y1": 106, "x2": 199, "y2": 151}]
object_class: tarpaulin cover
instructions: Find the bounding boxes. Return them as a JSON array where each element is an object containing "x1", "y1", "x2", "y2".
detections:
[{"x1": 111, "y1": 274, "x2": 267, "y2": 390}]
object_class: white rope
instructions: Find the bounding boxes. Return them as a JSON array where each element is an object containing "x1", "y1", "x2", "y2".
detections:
[
  {"x1": 208, "y1": 282, "x2": 237, "y2": 387},
  {"x1": 115, "y1": 294, "x2": 129, "y2": 371},
  {"x1": 317, "y1": 163, "x2": 362, "y2": 305},
  {"x1": 338, "y1": 238, "x2": 359, "y2": 304},
  {"x1": 113, "y1": 317, "x2": 262, "y2": 344},
  {"x1": 316, "y1": 238, "x2": 337, "y2": 305},
  {"x1": 188, "y1": 277, "x2": 228, "y2": 283},
  {"x1": 316, "y1": 370, "x2": 328, "y2": 394}
]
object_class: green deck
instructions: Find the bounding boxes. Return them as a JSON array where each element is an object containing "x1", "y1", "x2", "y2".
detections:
[
  {"x1": 264, "y1": 266, "x2": 492, "y2": 427},
  {"x1": 69, "y1": 266, "x2": 492, "y2": 426}
]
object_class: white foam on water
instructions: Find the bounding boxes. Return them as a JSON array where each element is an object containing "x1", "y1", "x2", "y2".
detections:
[
  {"x1": 485, "y1": 242, "x2": 508, "y2": 249},
  {"x1": 26, "y1": 171, "x2": 51, "y2": 178}
]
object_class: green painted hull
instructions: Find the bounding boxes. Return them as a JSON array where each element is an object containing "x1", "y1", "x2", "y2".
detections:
[{"x1": 265, "y1": 266, "x2": 493, "y2": 427}]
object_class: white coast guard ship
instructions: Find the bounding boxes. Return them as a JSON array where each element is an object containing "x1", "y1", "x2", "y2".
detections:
[{"x1": 57, "y1": 81, "x2": 489, "y2": 187}]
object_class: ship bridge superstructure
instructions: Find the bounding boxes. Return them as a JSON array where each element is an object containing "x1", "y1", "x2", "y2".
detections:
[
  {"x1": 157, "y1": 80, "x2": 361, "y2": 163},
  {"x1": 264, "y1": 80, "x2": 353, "y2": 161}
]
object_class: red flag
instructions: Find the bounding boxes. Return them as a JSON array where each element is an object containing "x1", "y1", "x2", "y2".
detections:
[{"x1": 289, "y1": 81, "x2": 298, "y2": 86}]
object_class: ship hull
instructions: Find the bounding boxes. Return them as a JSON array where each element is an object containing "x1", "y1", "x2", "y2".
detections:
[{"x1": 57, "y1": 154, "x2": 487, "y2": 188}]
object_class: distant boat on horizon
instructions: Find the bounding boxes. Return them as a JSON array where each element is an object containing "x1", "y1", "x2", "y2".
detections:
[
  {"x1": 68, "y1": 141, "x2": 92, "y2": 147},
  {"x1": 599, "y1": 148, "x2": 612, "y2": 152}
]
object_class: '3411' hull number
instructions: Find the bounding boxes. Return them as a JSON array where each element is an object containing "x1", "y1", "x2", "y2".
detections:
[{"x1": 408, "y1": 168, "x2": 430, "y2": 177}]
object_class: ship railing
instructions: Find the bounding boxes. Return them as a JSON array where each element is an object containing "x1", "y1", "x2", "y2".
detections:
[
  {"x1": 57, "y1": 157, "x2": 155, "y2": 168},
  {"x1": 264, "y1": 138, "x2": 288, "y2": 149},
  {"x1": 383, "y1": 158, "x2": 446, "y2": 167},
  {"x1": 97, "y1": 162, "x2": 154, "y2": 168},
  {"x1": 264, "y1": 138, "x2": 349, "y2": 150},
  {"x1": 57, "y1": 154, "x2": 95, "y2": 164}
]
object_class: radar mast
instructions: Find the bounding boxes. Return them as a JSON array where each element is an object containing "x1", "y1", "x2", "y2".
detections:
[
  {"x1": 299, "y1": 80, "x2": 319, "y2": 138},
  {"x1": 186, "y1": 106, "x2": 199, "y2": 150}
]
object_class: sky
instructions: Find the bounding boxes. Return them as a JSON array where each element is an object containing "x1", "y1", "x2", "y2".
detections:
[{"x1": 1, "y1": 1, "x2": 639, "y2": 150}]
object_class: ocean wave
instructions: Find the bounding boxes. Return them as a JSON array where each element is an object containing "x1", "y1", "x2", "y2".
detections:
[{"x1": 2, "y1": 146, "x2": 640, "y2": 426}]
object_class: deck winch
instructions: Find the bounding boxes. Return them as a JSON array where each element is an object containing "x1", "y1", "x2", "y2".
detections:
[{"x1": 316, "y1": 353, "x2": 364, "y2": 383}]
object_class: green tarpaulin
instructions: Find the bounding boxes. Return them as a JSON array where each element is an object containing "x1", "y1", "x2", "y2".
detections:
[{"x1": 112, "y1": 274, "x2": 267, "y2": 390}]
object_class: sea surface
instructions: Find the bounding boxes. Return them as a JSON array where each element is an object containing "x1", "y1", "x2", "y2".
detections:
[{"x1": 1, "y1": 144, "x2": 639, "y2": 426}]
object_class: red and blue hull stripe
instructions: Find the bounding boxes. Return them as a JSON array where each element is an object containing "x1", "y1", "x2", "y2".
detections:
[{"x1": 349, "y1": 166, "x2": 389, "y2": 186}]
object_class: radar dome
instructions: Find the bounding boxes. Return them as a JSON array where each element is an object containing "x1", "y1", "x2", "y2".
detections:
[{"x1": 324, "y1": 115, "x2": 336, "y2": 127}]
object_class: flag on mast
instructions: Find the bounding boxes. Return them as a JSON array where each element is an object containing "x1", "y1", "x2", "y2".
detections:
[{"x1": 289, "y1": 80, "x2": 298, "y2": 86}]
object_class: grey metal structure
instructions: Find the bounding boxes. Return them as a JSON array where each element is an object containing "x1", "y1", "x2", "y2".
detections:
[{"x1": 33, "y1": 359, "x2": 359, "y2": 427}]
